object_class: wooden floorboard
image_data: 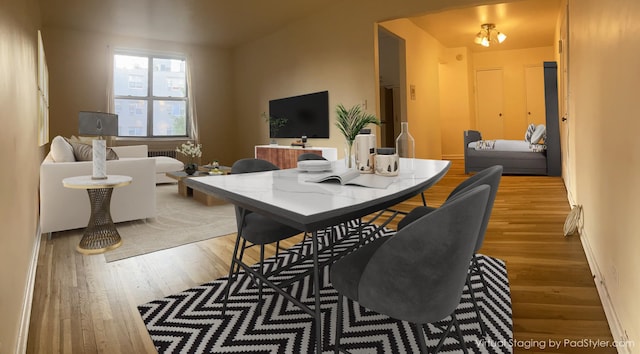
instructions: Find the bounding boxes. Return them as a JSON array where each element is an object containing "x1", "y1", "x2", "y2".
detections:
[{"x1": 26, "y1": 160, "x2": 615, "y2": 353}]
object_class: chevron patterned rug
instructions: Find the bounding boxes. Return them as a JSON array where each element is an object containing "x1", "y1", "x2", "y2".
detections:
[{"x1": 138, "y1": 221, "x2": 513, "y2": 353}]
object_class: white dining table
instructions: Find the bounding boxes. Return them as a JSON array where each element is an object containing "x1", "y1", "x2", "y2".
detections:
[{"x1": 185, "y1": 158, "x2": 450, "y2": 353}]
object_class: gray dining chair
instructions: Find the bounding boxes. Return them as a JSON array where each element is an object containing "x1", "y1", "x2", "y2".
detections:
[
  {"x1": 297, "y1": 153, "x2": 326, "y2": 161},
  {"x1": 221, "y1": 158, "x2": 304, "y2": 315},
  {"x1": 331, "y1": 185, "x2": 490, "y2": 353},
  {"x1": 397, "y1": 164, "x2": 503, "y2": 336}
]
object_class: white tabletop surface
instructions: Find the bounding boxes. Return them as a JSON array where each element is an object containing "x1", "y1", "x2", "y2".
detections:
[
  {"x1": 185, "y1": 158, "x2": 450, "y2": 231},
  {"x1": 62, "y1": 175, "x2": 132, "y2": 189}
]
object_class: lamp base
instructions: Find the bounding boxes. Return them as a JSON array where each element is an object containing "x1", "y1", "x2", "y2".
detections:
[{"x1": 92, "y1": 139, "x2": 108, "y2": 179}]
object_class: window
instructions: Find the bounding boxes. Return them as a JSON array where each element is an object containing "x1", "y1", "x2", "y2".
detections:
[{"x1": 113, "y1": 52, "x2": 189, "y2": 137}]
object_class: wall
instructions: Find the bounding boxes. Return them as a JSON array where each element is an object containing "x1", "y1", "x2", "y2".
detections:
[
  {"x1": 230, "y1": 0, "x2": 507, "y2": 162},
  {"x1": 472, "y1": 46, "x2": 555, "y2": 140},
  {"x1": 379, "y1": 19, "x2": 443, "y2": 159},
  {"x1": 439, "y1": 47, "x2": 473, "y2": 158},
  {"x1": 0, "y1": 0, "x2": 43, "y2": 352},
  {"x1": 43, "y1": 29, "x2": 236, "y2": 166},
  {"x1": 569, "y1": 0, "x2": 640, "y2": 348}
]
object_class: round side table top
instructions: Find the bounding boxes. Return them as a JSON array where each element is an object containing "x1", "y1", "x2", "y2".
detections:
[{"x1": 63, "y1": 175, "x2": 132, "y2": 189}]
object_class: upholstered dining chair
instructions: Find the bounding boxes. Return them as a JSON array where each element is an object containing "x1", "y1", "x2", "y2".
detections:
[
  {"x1": 331, "y1": 185, "x2": 490, "y2": 353},
  {"x1": 222, "y1": 158, "x2": 304, "y2": 315},
  {"x1": 397, "y1": 164, "x2": 503, "y2": 336},
  {"x1": 297, "y1": 153, "x2": 326, "y2": 161}
]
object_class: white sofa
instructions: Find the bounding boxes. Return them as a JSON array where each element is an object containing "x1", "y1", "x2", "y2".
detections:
[
  {"x1": 111, "y1": 145, "x2": 184, "y2": 184},
  {"x1": 39, "y1": 144, "x2": 167, "y2": 234}
]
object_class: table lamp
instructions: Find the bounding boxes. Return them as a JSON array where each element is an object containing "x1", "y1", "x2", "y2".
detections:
[{"x1": 78, "y1": 111, "x2": 118, "y2": 179}]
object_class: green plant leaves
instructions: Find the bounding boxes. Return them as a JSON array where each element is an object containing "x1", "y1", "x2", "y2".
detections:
[{"x1": 335, "y1": 104, "x2": 380, "y2": 143}]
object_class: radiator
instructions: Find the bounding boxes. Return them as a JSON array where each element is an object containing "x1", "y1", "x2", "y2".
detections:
[{"x1": 148, "y1": 150, "x2": 177, "y2": 159}]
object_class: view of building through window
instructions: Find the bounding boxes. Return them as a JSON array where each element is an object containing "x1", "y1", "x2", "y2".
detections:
[{"x1": 113, "y1": 53, "x2": 188, "y2": 137}]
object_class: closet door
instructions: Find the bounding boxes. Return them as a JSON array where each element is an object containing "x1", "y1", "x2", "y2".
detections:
[
  {"x1": 475, "y1": 68, "x2": 504, "y2": 139},
  {"x1": 525, "y1": 65, "x2": 546, "y2": 126}
]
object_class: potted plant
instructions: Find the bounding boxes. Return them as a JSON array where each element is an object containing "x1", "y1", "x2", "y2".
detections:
[
  {"x1": 335, "y1": 104, "x2": 380, "y2": 168},
  {"x1": 176, "y1": 141, "x2": 202, "y2": 175},
  {"x1": 262, "y1": 112, "x2": 288, "y2": 145}
]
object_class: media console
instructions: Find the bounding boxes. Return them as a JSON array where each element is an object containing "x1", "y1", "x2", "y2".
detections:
[{"x1": 254, "y1": 145, "x2": 338, "y2": 169}]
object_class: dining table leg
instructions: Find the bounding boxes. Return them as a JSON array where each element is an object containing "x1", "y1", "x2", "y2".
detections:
[{"x1": 312, "y1": 230, "x2": 322, "y2": 354}]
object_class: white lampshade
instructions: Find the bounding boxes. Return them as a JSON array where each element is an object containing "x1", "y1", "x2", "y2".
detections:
[{"x1": 497, "y1": 32, "x2": 507, "y2": 43}]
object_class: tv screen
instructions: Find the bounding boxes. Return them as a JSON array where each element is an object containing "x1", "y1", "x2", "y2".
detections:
[{"x1": 269, "y1": 91, "x2": 329, "y2": 138}]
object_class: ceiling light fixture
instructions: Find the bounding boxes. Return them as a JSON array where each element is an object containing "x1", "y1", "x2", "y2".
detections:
[{"x1": 474, "y1": 23, "x2": 507, "y2": 47}]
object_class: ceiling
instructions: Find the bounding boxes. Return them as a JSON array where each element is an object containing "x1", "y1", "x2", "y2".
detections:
[
  {"x1": 409, "y1": 0, "x2": 562, "y2": 52},
  {"x1": 38, "y1": 0, "x2": 561, "y2": 50},
  {"x1": 38, "y1": 0, "x2": 342, "y2": 48}
]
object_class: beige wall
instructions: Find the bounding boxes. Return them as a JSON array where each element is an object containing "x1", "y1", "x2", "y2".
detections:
[
  {"x1": 569, "y1": 0, "x2": 640, "y2": 347},
  {"x1": 43, "y1": 28, "x2": 237, "y2": 166},
  {"x1": 0, "y1": 0, "x2": 43, "y2": 352},
  {"x1": 379, "y1": 19, "x2": 443, "y2": 159},
  {"x1": 439, "y1": 47, "x2": 473, "y2": 158}
]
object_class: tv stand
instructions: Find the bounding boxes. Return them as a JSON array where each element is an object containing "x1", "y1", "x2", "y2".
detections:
[{"x1": 254, "y1": 145, "x2": 338, "y2": 169}]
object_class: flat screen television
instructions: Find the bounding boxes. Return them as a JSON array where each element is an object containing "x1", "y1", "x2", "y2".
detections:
[{"x1": 268, "y1": 91, "x2": 329, "y2": 138}]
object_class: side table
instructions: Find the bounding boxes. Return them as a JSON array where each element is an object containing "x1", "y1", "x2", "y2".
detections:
[{"x1": 62, "y1": 175, "x2": 132, "y2": 254}]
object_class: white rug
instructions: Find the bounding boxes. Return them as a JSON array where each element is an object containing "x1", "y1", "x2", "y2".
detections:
[{"x1": 104, "y1": 184, "x2": 237, "y2": 262}]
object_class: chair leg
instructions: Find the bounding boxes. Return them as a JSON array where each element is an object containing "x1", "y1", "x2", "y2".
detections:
[
  {"x1": 334, "y1": 294, "x2": 343, "y2": 354},
  {"x1": 433, "y1": 315, "x2": 456, "y2": 354},
  {"x1": 452, "y1": 314, "x2": 469, "y2": 354},
  {"x1": 420, "y1": 192, "x2": 427, "y2": 206},
  {"x1": 257, "y1": 244, "x2": 265, "y2": 315},
  {"x1": 467, "y1": 273, "x2": 487, "y2": 337},
  {"x1": 222, "y1": 233, "x2": 244, "y2": 316},
  {"x1": 232, "y1": 238, "x2": 248, "y2": 282},
  {"x1": 414, "y1": 322, "x2": 428, "y2": 353}
]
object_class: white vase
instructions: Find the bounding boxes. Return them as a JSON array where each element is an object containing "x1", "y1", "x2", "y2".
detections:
[{"x1": 395, "y1": 122, "x2": 415, "y2": 159}]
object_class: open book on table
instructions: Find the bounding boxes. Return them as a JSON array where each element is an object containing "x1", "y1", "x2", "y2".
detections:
[{"x1": 306, "y1": 169, "x2": 394, "y2": 189}]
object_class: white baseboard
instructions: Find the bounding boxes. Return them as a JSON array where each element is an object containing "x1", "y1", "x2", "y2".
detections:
[
  {"x1": 579, "y1": 229, "x2": 629, "y2": 354},
  {"x1": 563, "y1": 175, "x2": 628, "y2": 353},
  {"x1": 442, "y1": 154, "x2": 463, "y2": 160},
  {"x1": 17, "y1": 223, "x2": 42, "y2": 353}
]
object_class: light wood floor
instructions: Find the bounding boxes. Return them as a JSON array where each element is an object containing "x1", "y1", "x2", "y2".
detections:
[{"x1": 27, "y1": 160, "x2": 615, "y2": 353}]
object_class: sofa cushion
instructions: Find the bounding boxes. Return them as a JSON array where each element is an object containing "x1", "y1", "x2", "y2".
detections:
[
  {"x1": 154, "y1": 156, "x2": 184, "y2": 173},
  {"x1": 70, "y1": 141, "x2": 119, "y2": 161},
  {"x1": 50, "y1": 136, "x2": 75, "y2": 162}
]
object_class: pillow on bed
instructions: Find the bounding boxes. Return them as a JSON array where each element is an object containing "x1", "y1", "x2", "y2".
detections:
[
  {"x1": 524, "y1": 124, "x2": 536, "y2": 142},
  {"x1": 529, "y1": 143, "x2": 547, "y2": 152},
  {"x1": 530, "y1": 124, "x2": 546, "y2": 144},
  {"x1": 474, "y1": 140, "x2": 496, "y2": 150}
]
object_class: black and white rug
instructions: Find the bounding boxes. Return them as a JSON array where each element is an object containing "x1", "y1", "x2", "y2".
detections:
[{"x1": 138, "y1": 221, "x2": 513, "y2": 353}]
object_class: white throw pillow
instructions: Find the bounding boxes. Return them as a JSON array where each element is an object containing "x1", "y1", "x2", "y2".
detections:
[
  {"x1": 50, "y1": 136, "x2": 75, "y2": 162},
  {"x1": 530, "y1": 124, "x2": 546, "y2": 144}
]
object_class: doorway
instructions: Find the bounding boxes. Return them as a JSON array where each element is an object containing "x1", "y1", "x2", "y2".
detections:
[{"x1": 377, "y1": 27, "x2": 406, "y2": 149}]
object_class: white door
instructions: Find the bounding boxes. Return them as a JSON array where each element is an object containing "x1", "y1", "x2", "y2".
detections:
[
  {"x1": 525, "y1": 65, "x2": 546, "y2": 126},
  {"x1": 475, "y1": 69, "x2": 504, "y2": 139}
]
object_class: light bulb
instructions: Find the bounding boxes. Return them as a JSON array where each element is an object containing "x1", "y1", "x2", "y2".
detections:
[{"x1": 497, "y1": 32, "x2": 507, "y2": 43}]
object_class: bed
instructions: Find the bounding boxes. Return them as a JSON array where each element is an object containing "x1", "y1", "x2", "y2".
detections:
[
  {"x1": 464, "y1": 62, "x2": 562, "y2": 176},
  {"x1": 463, "y1": 130, "x2": 549, "y2": 175}
]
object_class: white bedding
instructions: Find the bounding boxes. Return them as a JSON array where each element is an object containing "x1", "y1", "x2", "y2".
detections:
[{"x1": 468, "y1": 139, "x2": 544, "y2": 152}]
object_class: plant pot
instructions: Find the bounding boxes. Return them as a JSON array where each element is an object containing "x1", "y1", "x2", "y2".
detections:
[{"x1": 184, "y1": 163, "x2": 198, "y2": 175}]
